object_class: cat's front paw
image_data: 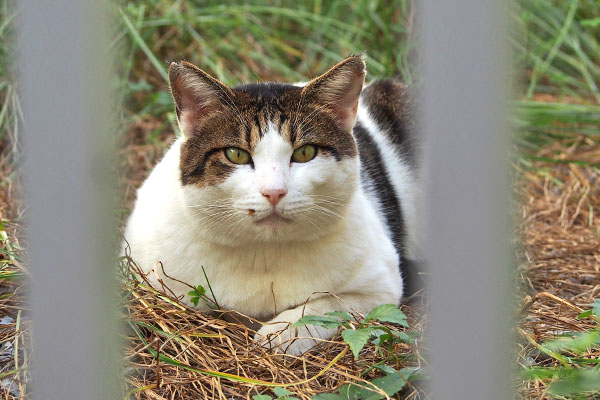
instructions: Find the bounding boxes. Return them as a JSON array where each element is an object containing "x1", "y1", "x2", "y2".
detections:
[
  {"x1": 254, "y1": 323, "x2": 311, "y2": 355},
  {"x1": 254, "y1": 312, "x2": 336, "y2": 356}
]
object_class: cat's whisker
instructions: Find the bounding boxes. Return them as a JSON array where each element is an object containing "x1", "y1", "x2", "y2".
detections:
[
  {"x1": 201, "y1": 213, "x2": 243, "y2": 232},
  {"x1": 297, "y1": 214, "x2": 320, "y2": 231},
  {"x1": 309, "y1": 199, "x2": 344, "y2": 207},
  {"x1": 305, "y1": 194, "x2": 344, "y2": 200},
  {"x1": 307, "y1": 204, "x2": 344, "y2": 219},
  {"x1": 184, "y1": 204, "x2": 232, "y2": 209}
]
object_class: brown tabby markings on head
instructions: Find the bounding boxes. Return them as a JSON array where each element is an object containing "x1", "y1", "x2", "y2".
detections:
[{"x1": 169, "y1": 55, "x2": 366, "y2": 188}]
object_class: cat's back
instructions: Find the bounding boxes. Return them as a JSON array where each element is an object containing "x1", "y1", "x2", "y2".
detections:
[
  {"x1": 358, "y1": 79, "x2": 417, "y2": 167},
  {"x1": 354, "y1": 79, "x2": 421, "y2": 291}
]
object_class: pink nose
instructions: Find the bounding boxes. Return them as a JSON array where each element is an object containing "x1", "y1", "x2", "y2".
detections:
[{"x1": 261, "y1": 188, "x2": 287, "y2": 206}]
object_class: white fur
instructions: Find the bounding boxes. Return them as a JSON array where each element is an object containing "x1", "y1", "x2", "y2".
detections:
[
  {"x1": 124, "y1": 111, "x2": 404, "y2": 355},
  {"x1": 357, "y1": 95, "x2": 421, "y2": 259}
]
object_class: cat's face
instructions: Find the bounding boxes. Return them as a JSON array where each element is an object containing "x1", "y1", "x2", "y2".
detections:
[{"x1": 169, "y1": 56, "x2": 366, "y2": 245}]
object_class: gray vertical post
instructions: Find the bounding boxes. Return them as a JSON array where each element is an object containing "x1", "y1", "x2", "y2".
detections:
[
  {"x1": 20, "y1": 2, "x2": 119, "y2": 399},
  {"x1": 421, "y1": 1, "x2": 511, "y2": 399}
]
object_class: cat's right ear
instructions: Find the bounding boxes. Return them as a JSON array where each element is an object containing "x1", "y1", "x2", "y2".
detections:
[{"x1": 168, "y1": 61, "x2": 233, "y2": 137}]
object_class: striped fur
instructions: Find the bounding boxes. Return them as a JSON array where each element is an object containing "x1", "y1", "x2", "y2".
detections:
[{"x1": 356, "y1": 79, "x2": 422, "y2": 293}]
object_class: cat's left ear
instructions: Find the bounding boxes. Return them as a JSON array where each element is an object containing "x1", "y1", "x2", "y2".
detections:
[{"x1": 302, "y1": 54, "x2": 366, "y2": 132}]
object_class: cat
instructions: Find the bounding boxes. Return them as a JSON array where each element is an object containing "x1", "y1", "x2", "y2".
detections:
[{"x1": 123, "y1": 54, "x2": 420, "y2": 355}]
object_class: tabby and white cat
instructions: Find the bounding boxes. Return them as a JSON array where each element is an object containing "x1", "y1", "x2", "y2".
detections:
[{"x1": 124, "y1": 55, "x2": 419, "y2": 355}]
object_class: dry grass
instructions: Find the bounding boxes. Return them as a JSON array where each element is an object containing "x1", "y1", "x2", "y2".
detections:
[
  {"x1": 0, "y1": 139, "x2": 28, "y2": 400},
  {"x1": 121, "y1": 258, "x2": 426, "y2": 399},
  {"x1": 515, "y1": 134, "x2": 600, "y2": 398}
]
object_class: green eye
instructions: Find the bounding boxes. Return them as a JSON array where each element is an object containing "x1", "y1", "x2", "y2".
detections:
[
  {"x1": 291, "y1": 144, "x2": 317, "y2": 163},
  {"x1": 225, "y1": 147, "x2": 251, "y2": 164}
]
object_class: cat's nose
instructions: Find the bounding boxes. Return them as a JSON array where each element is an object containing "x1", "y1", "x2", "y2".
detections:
[{"x1": 261, "y1": 188, "x2": 287, "y2": 206}]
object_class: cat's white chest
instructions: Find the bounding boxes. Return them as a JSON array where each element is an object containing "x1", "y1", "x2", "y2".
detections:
[{"x1": 153, "y1": 232, "x2": 361, "y2": 318}]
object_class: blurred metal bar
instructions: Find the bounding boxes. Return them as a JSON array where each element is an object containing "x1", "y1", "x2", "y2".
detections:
[
  {"x1": 20, "y1": 2, "x2": 119, "y2": 399},
  {"x1": 420, "y1": 1, "x2": 512, "y2": 399}
]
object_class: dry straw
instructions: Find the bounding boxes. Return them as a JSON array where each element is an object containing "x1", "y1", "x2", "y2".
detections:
[
  {"x1": 515, "y1": 134, "x2": 600, "y2": 398},
  {"x1": 121, "y1": 256, "x2": 424, "y2": 399}
]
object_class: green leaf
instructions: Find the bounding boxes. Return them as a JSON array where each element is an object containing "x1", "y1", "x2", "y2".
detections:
[
  {"x1": 521, "y1": 366, "x2": 565, "y2": 380},
  {"x1": 364, "y1": 304, "x2": 408, "y2": 327},
  {"x1": 549, "y1": 370, "x2": 600, "y2": 396},
  {"x1": 580, "y1": 18, "x2": 600, "y2": 28},
  {"x1": 311, "y1": 394, "x2": 345, "y2": 400},
  {"x1": 338, "y1": 367, "x2": 416, "y2": 400},
  {"x1": 341, "y1": 328, "x2": 373, "y2": 359},
  {"x1": 396, "y1": 331, "x2": 417, "y2": 343},
  {"x1": 273, "y1": 387, "x2": 298, "y2": 399},
  {"x1": 187, "y1": 284, "x2": 206, "y2": 307},
  {"x1": 370, "y1": 329, "x2": 389, "y2": 346},
  {"x1": 326, "y1": 311, "x2": 353, "y2": 322},
  {"x1": 293, "y1": 315, "x2": 343, "y2": 329},
  {"x1": 578, "y1": 299, "x2": 600, "y2": 319},
  {"x1": 311, "y1": 395, "x2": 341, "y2": 400},
  {"x1": 253, "y1": 395, "x2": 273, "y2": 400},
  {"x1": 368, "y1": 367, "x2": 415, "y2": 399},
  {"x1": 195, "y1": 285, "x2": 206, "y2": 296},
  {"x1": 592, "y1": 299, "x2": 600, "y2": 317},
  {"x1": 336, "y1": 385, "x2": 353, "y2": 398},
  {"x1": 544, "y1": 331, "x2": 600, "y2": 354}
]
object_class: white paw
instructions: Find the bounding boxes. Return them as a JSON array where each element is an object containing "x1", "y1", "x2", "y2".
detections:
[{"x1": 254, "y1": 320, "x2": 336, "y2": 356}]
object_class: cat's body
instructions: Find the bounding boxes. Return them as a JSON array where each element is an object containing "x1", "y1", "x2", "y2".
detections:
[{"x1": 124, "y1": 56, "x2": 419, "y2": 354}]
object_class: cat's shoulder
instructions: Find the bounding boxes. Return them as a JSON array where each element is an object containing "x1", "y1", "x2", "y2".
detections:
[
  {"x1": 358, "y1": 79, "x2": 417, "y2": 167},
  {"x1": 362, "y1": 79, "x2": 410, "y2": 105},
  {"x1": 360, "y1": 79, "x2": 414, "y2": 129}
]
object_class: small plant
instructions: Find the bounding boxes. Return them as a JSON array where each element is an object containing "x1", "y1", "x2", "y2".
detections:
[
  {"x1": 253, "y1": 387, "x2": 300, "y2": 400},
  {"x1": 187, "y1": 285, "x2": 205, "y2": 307},
  {"x1": 294, "y1": 304, "x2": 411, "y2": 359},
  {"x1": 576, "y1": 299, "x2": 600, "y2": 320},
  {"x1": 521, "y1": 299, "x2": 600, "y2": 398},
  {"x1": 275, "y1": 304, "x2": 420, "y2": 400},
  {"x1": 310, "y1": 366, "x2": 416, "y2": 400}
]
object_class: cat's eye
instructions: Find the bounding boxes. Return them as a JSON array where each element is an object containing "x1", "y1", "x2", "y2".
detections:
[
  {"x1": 225, "y1": 147, "x2": 251, "y2": 165},
  {"x1": 291, "y1": 144, "x2": 317, "y2": 163}
]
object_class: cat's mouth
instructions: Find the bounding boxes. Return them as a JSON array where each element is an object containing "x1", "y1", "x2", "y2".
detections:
[{"x1": 253, "y1": 211, "x2": 292, "y2": 225}]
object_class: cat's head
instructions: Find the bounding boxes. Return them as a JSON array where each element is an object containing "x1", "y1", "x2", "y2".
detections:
[{"x1": 168, "y1": 55, "x2": 366, "y2": 244}]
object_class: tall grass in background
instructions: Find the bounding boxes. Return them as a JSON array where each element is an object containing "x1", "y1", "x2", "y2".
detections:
[
  {"x1": 0, "y1": 0, "x2": 597, "y2": 157},
  {"x1": 512, "y1": 0, "x2": 600, "y2": 171},
  {"x1": 113, "y1": 0, "x2": 416, "y2": 137},
  {"x1": 0, "y1": 0, "x2": 20, "y2": 166},
  {"x1": 111, "y1": 0, "x2": 600, "y2": 172}
]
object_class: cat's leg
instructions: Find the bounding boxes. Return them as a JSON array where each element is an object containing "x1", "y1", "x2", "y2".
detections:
[{"x1": 254, "y1": 293, "x2": 393, "y2": 355}]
